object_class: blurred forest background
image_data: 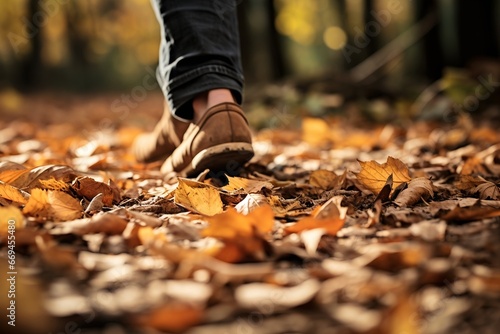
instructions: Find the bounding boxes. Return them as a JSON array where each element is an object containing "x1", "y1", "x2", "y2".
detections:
[{"x1": 0, "y1": 0, "x2": 500, "y2": 114}]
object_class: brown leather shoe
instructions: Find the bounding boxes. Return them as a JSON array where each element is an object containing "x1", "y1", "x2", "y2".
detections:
[
  {"x1": 133, "y1": 104, "x2": 190, "y2": 163},
  {"x1": 160, "y1": 102, "x2": 254, "y2": 177}
]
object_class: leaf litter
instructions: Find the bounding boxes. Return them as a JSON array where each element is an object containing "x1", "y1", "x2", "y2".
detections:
[{"x1": 0, "y1": 95, "x2": 500, "y2": 334}]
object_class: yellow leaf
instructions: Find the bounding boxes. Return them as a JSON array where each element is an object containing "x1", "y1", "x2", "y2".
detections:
[
  {"x1": 222, "y1": 176, "x2": 273, "y2": 194},
  {"x1": 0, "y1": 206, "x2": 24, "y2": 237},
  {"x1": 23, "y1": 189, "x2": 82, "y2": 221},
  {"x1": 355, "y1": 156, "x2": 411, "y2": 195},
  {"x1": 0, "y1": 180, "x2": 30, "y2": 204},
  {"x1": 174, "y1": 178, "x2": 223, "y2": 216},
  {"x1": 39, "y1": 178, "x2": 70, "y2": 192}
]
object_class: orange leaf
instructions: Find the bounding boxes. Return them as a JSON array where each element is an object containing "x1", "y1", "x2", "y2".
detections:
[
  {"x1": 355, "y1": 156, "x2": 411, "y2": 195},
  {"x1": 0, "y1": 180, "x2": 30, "y2": 204},
  {"x1": 23, "y1": 189, "x2": 82, "y2": 221},
  {"x1": 285, "y1": 216, "x2": 344, "y2": 236},
  {"x1": 71, "y1": 176, "x2": 116, "y2": 206},
  {"x1": 135, "y1": 304, "x2": 203, "y2": 333}
]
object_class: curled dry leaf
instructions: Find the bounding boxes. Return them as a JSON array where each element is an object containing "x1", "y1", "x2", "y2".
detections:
[
  {"x1": 174, "y1": 178, "x2": 223, "y2": 216},
  {"x1": 71, "y1": 176, "x2": 116, "y2": 206},
  {"x1": 355, "y1": 156, "x2": 411, "y2": 195},
  {"x1": 0, "y1": 180, "x2": 30, "y2": 204},
  {"x1": 472, "y1": 181, "x2": 499, "y2": 200},
  {"x1": 8, "y1": 165, "x2": 79, "y2": 190},
  {"x1": 23, "y1": 188, "x2": 83, "y2": 221},
  {"x1": 234, "y1": 193, "x2": 268, "y2": 214},
  {"x1": 393, "y1": 177, "x2": 434, "y2": 207}
]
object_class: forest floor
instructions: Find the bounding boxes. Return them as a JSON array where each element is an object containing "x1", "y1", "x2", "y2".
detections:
[{"x1": 0, "y1": 88, "x2": 500, "y2": 334}]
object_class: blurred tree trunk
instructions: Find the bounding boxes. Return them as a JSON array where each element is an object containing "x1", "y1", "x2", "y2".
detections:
[
  {"x1": 18, "y1": 0, "x2": 42, "y2": 91},
  {"x1": 457, "y1": 0, "x2": 499, "y2": 66},
  {"x1": 415, "y1": 0, "x2": 443, "y2": 80},
  {"x1": 237, "y1": 0, "x2": 285, "y2": 86}
]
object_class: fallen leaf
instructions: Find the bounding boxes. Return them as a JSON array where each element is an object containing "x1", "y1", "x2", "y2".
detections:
[
  {"x1": 174, "y1": 178, "x2": 223, "y2": 216},
  {"x1": 39, "y1": 178, "x2": 71, "y2": 191},
  {"x1": 234, "y1": 193, "x2": 268, "y2": 214},
  {"x1": 454, "y1": 175, "x2": 487, "y2": 190},
  {"x1": 355, "y1": 156, "x2": 411, "y2": 195},
  {"x1": 309, "y1": 169, "x2": 345, "y2": 190},
  {"x1": 8, "y1": 165, "x2": 78, "y2": 190},
  {"x1": 23, "y1": 188, "x2": 83, "y2": 221},
  {"x1": 0, "y1": 161, "x2": 29, "y2": 184},
  {"x1": 202, "y1": 206, "x2": 274, "y2": 262},
  {"x1": 393, "y1": 177, "x2": 434, "y2": 206},
  {"x1": 0, "y1": 180, "x2": 30, "y2": 204},
  {"x1": 459, "y1": 156, "x2": 488, "y2": 175},
  {"x1": 285, "y1": 196, "x2": 346, "y2": 235},
  {"x1": 472, "y1": 181, "x2": 499, "y2": 200},
  {"x1": 71, "y1": 176, "x2": 116, "y2": 206},
  {"x1": 374, "y1": 174, "x2": 393, "y2": 203},
  {"x1": 222, "y1": 176, "x2": 273, "y2": 194},
  {"x1": 441, "y1": 204, "x2": 500, "y2": 222}
]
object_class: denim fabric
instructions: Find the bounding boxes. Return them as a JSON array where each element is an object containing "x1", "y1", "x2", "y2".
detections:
[{"x1": 151, "y1": 0, "x2": 244, "y2": 121}]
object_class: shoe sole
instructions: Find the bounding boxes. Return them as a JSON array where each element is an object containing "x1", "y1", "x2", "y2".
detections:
[{"x1": 183, "y1": 142, "x2": 254, "y2": 177}]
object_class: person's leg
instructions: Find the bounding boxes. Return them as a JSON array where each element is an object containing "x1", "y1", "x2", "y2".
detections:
[
  {"x1": 133, "y1": 0, "x2": 253, "y2": 175},
  {"x1": 154, "y1": 0, "x2": 244, "y2": 120}
]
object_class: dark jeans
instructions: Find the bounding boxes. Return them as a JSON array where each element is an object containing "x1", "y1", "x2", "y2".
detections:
[{"x1": 151, "y1": 0, "x2": 244, "y2": 121}]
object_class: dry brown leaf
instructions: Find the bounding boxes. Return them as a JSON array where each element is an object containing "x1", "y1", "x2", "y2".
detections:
[
  {"x1": 309, "y1": 169, "x2": 346, "y2": 190},
  {"x1": 4, "y1": 164, "x2": 78, "y2": 190},
  {"x1": 393, "y1": 177, "x2": 434, "y2": 207},
  {"x1": 454, "y1": 175, "x2": 487, "y2": 190},
  {"x1": 0, "y1": 206, "x2": 24, "y2": 236},
  {"x1": 472, "y1": 181, "x2": 499, "y2": 200},
  {"x1": 23, "y1": 188, "x2": 83, "y2": 221},
  {"x1": 459, "y1": 156, "x2": 488, "y2": 175},
  {"x1": 355, "y1": 156, "x2": 411, "y2": 195},
  {"x1": 441, "y1": 204, "x2": 500, "y2": 222},
  {"x1": 0, "y1": 180, "x2": 30, "y2": 204},
  {"x1": 174, "y1": 178, "x2": 223, "y2": 216},
  {"x1": 222, "y1": 175, "x2": 273, "y2": 194},
  {"x1": 134, "y1": 304, "x2": 203, "y2": 333},
  {"x1": 71, "y1": 176, "x2": 116, "y2": 206}
]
